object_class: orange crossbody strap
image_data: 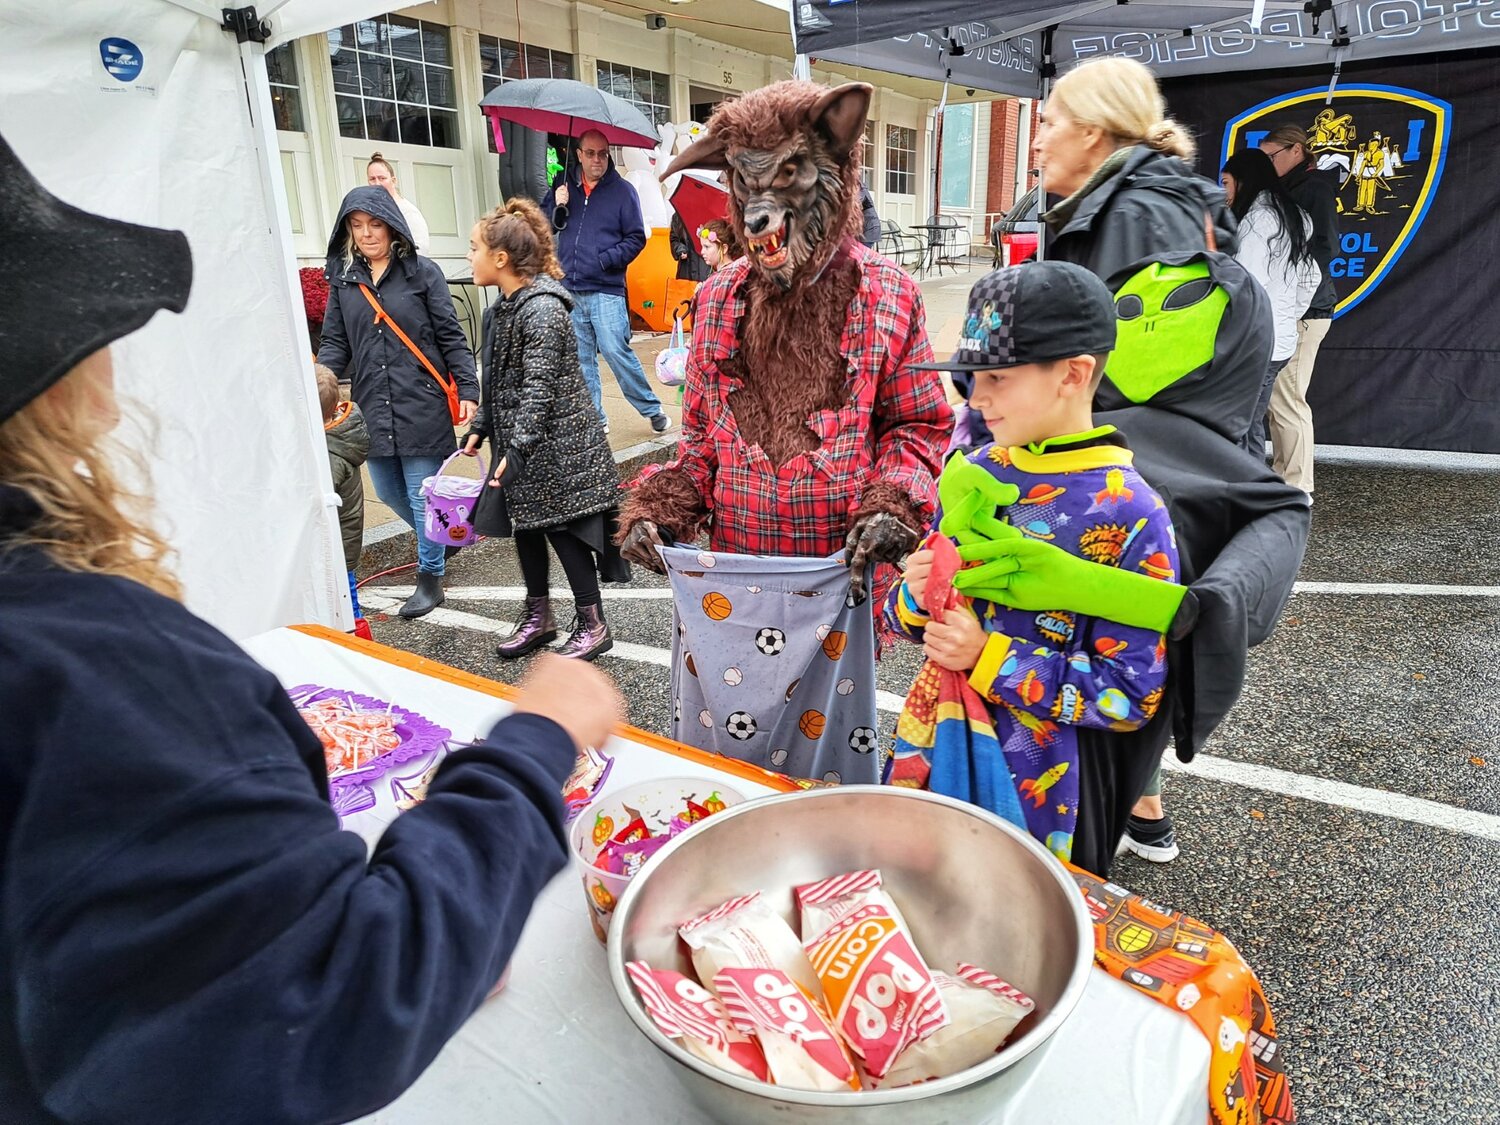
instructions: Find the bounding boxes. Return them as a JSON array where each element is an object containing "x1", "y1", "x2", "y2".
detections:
[
  {"x1": 1203, "y1": 211, "x2": 1218, "y2": 253},
  {"x1": 358, "y1": 283, "x2": 462, "y2": 424}
]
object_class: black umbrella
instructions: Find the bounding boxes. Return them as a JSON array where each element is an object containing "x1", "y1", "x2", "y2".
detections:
[{"x1": 480, "y1": 78, "x2": 659, "y2": 229}]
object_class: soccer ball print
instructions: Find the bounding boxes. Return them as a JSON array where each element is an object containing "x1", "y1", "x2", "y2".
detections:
[
  {"x1": 755, "y1": 627, "x2": 787, "y2": 656},
  {"x1": 848, "y1": 727, "x2": 878, "y2": 755},
  {"x1": 726, "y1": 711, "x2": 758, "y2": 741}
]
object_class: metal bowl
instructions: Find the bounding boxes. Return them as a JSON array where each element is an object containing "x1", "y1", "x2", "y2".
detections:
[{"x1": 607, "y1": 786, "x2": 1092, "y2": 1124}]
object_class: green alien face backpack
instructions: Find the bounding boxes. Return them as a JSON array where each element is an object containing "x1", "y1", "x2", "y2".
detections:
[{"x1": 1104, "y1": 260, "x2": 1230, "y2": 405}]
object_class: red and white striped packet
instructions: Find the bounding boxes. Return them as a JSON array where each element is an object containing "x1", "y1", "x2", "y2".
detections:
[
  {"x1": 625, "y1": 962, "x2": 770, "y2": 1082},
  {"x1": 795, "y1": 870, "x2": 950, "y2": 1078},
  {"x1": 679, "y1": 891, "x2": 823, "y2": 1002},
  {"x1": 873, "y1": 963, "x2": 1036, "y2": 1088},
  {"x1": 713, "y1": 967, "x2": 861, "y2": 1091}
]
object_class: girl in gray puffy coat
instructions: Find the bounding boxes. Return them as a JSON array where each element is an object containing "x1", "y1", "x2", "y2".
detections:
[{"x1": 462, "y1": 199, "x2": 625, "y2": 662}]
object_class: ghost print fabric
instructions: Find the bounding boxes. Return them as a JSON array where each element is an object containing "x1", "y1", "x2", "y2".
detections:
[{"x1": 661, "y1": 547, "x2": 879, "y2": 784}]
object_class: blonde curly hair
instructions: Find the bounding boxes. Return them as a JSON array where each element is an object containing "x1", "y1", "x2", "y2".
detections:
[{"x1": 0, "y1": 353, "x2": 181, "y2": 600}]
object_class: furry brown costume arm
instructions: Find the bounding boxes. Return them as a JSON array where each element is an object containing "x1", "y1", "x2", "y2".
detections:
[{"x1": 617, "y1": 348, "x2": 718, "y2": 570}]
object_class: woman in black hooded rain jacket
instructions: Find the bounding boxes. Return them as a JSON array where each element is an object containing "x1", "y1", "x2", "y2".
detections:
[{"x1": 318, "y1": 186, "x2": 478, "y2": 618}]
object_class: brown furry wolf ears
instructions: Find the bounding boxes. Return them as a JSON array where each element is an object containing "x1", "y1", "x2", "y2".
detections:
[{"x1": 662, "y1": 82, "x2": 874, "y2": 179}]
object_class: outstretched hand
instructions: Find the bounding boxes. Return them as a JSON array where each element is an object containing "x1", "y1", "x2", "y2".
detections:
[
  {"x1": 844, "y1": 511, "x2": 920, "y2": 605},
  {"x1": 512, "y1": 653, "x2": 624, "y2": 753},
  {"x1": 618, "y1": 519, "x2": 671, "y2": 573}
]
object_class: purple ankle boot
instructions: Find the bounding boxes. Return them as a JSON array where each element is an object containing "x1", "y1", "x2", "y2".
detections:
[
  {"x1": 558, "y1": 602, "x2": 612, "y2": 661},
  {"x1": 497, "y1": 596, "x2": 557, "y2": 658}
]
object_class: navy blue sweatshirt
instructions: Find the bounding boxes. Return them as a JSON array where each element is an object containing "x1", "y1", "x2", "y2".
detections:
[
  {"x1": 0, "y1": 486, "x2": 575, "y2": 1124},
  {"x1": 542, "y1": 161, "x2": 646, "y2": 298}
]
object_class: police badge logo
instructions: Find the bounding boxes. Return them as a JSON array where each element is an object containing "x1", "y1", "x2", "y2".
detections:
[{"x1": 1222, "y1": 84, "x2": 1450, "y2": 317}]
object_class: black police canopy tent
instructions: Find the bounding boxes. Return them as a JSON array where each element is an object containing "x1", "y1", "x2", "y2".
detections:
[{"x1": 793, "y1": 0, "x2": 1500, "y2": 453}]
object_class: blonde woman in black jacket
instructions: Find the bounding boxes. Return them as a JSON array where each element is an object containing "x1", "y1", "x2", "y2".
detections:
[{"x1": 462, "y1": 200, "x2": 625, "y2": 661}]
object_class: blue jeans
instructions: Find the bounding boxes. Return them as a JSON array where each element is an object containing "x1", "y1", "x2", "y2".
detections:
[
  {"x1": 570, "y1": 291, "x2": 663, "y2": 422},
  {"x1": 367, "y1": 454, "x2": 446, "y2": 576}
]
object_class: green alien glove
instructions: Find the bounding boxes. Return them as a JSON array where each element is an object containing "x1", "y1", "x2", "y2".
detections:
[
  {"x1": 935, "y1": 451, "x2": 1185, "y2": 634},
  {"x1": 951, "y1": 532, "x2": 1187, "y2": 634},
  {"x1": 935, "y1": 453, "x2": 1020, "y2": 545}
]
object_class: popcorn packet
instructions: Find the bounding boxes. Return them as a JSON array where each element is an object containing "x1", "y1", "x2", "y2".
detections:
[
  {"x1": 679, "y1": 892, "x2": 823, "y2": 1001},
  {"x1": 713, "y1": 967, "x2": 861, "y2": 1092},
  {"x1": 795, "y1": 870, "x2": 950, "y2": 1078},
  {"x1": 874, "y1": 963, "x2": 1036, "y2": 1088},
  {"x1": 626, "y1": 963, "x2": 770, "y2": 1082}
]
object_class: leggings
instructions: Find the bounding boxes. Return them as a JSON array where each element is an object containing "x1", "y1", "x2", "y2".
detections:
[{"x1": 515, "y1": 529, "x2": 600, "y2": 607}]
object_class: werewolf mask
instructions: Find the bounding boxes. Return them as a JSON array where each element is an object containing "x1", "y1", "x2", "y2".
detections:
[{"x1": 665, "y1": 81, "x2": 870, "y2": 291}]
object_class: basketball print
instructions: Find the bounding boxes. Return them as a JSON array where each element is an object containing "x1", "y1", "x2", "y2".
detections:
[
  {"x1": 702, "y1": 592, "x2": 733, "y2": 620},
  {"x1": 723, "y1": 667, "x2": 743, "y2": 686},
  {"x1": 821, "y1": 630, "x2": 848, "y2": 661},
  {"x1": 798, "y1": 709, "x2": 826, "y2": 739},
  {"x1": 726, "y1": 711, "x2": 758, "y2": 741},
  {"x1": 754, "y1": 627, "x2": 787, "y2": 656},
  {"x1": 784, "y1": 678, "x2": 801, "y2": 702},
  {"x1": 685, "y1": 652, "x2": 698, "y2": 677},
  {"x1": 848, "y1": 727, "x2": 878, "y2": 755}
]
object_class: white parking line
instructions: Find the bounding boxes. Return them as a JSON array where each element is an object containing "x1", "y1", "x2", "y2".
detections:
[
  {"x1": 367, "y1": 581, "x2": 1500, "y2": 604},
  {"x1": 1293, "y1": 581, "x2": 1500, "y2": 597},
  {"x1": 360, "y1": 592, "x2": 1500, "y2": 843},
  {"x1": 1164, "y1": 755, "x2": 1500, "y2": 843},
  {"x1": 364, "y1": 586, "x2": 676, "y2": 601}
]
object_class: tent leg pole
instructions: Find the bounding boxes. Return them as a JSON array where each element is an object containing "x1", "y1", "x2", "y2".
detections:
[
  {"x1": 1035, "y1": 27, "x2": 1056, "y2": 264},
  {"x1": 238, "y1": 38, "x2": 352, "y2": 631}
]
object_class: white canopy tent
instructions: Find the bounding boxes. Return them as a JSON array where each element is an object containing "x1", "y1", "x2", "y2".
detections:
[{"x1": 0, "y1": 1, "x2": 425, "y2": 639}]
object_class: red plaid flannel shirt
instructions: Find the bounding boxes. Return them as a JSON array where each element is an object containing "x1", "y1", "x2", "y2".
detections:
[{"x1": 633, "y1": 242, "x2": 952, "y2": 557}]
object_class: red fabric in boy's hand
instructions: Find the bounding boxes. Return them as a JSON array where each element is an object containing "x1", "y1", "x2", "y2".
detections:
[{"x1": 924, "y1": 533, "x2": 963, "y2": 624}]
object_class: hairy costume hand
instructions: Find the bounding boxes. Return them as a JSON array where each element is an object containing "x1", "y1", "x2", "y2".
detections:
[
  {"x1": 844, "y1": 511, "x2": 920, "y2": 605},
  {"x1": 953, "y1": 531, "x2": 1187, "y2": 633},
  {"x1": 619, "y1": 520, "x2": 672, "y2": 573}
]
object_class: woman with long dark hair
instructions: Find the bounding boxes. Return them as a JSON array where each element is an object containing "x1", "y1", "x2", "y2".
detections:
[{"x1": 1221, "y1": 147, "x2": 1321, "y2": 462}]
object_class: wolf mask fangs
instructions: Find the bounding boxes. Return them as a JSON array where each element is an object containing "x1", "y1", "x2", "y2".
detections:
[{"x1": 665, "y1": 81, "x2": 872, "y2": 290}]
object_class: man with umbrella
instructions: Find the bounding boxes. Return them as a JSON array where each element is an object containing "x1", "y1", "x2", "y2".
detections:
[{"x1": 544, "y1": 130, "x2": 670, "y2": 435}]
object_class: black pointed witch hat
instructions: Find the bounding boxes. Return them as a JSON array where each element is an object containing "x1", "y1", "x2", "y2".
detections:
[{"x1": 0, "y1": 132, "x2": 192, "y2": 424}]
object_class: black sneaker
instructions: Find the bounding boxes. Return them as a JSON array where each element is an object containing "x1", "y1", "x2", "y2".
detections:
[
  {"x1": 1119, "y1": 813, "x2": 1180, "y2": 863},
  {"x1": 651, "y1": 412, "x2": 672, "y2": 434}
]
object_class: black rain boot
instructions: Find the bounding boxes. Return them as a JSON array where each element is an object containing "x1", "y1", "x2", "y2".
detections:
[
  {"x1": 399, "y1": 571, "x2": 446, "y2": 619},
  {"x1": 497, "y1": 596, "x2": 557, "y2": 658},
  {"x1": 557, "y1": 602, "x2": 612, "y2": 661}
]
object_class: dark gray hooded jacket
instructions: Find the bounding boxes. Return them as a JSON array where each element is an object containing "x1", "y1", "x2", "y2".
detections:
[
  {"x1": 1095, "y1": 250, "x2": 1311, "y2": 763},
  {"x1": 1045, "y1": 145, "x2": 1239, "y2": 288},
  {"x1": 316, "y1": 186, "x2": 478, "y2": 459}
]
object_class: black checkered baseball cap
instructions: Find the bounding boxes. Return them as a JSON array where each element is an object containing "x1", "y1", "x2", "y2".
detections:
[{"x1": 915, "y1": 260, "x2": 1116, "y2": 373}]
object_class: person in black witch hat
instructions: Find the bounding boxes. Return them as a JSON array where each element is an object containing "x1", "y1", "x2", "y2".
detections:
[
  {"x1": 0, "y1": 134, "x2": 623, "y2": 1124},
  {"x1": 316, "y1": 185, "x2": 480, "y2": 619}
]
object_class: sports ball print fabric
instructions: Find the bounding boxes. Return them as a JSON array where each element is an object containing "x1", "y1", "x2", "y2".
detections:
[{"x1": 661, "y1": 547, "x2": 879, "y2": 784}]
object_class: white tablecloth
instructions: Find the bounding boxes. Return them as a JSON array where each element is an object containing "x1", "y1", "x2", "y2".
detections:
[{"x1": 242, "y1": 628, "x2": 1209, "y2": 1125}]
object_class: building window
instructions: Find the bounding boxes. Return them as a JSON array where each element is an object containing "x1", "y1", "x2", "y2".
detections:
[
  {"x1": 885, "y1": 124, "x2": 917, "y2": 196},
  {"x1": 861, "y1": 120, "x2": 876, "y2": 191},
  {"x1": 328, "y1": 16, "x2": 459, "y2": 148},
  {"x1": 266, "y1": 43, "x2": 304, "y2": 132},
  {"x1": 478, "y1": 37, "x2": 574, "y2": 153},
  {"x1": 597, "y1": 61, "x2": 671, "y2": 129},
  {"x1": 940, "y1": 104, "x2": 976, "y2": 210}
]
